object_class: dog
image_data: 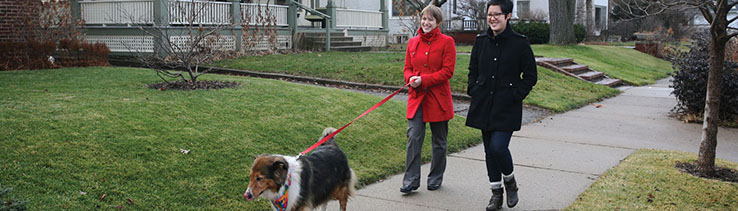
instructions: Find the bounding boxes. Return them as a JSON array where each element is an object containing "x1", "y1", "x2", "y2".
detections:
[{"x1": 244, "y1": 128, "x2": 357, "y2": 211}]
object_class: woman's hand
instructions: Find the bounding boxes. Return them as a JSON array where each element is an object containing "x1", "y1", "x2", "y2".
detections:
[{"x1": 409, "y1": 76, "x2": 422, "y2": 88}]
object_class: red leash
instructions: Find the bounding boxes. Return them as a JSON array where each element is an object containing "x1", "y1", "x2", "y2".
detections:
[{"x1": 300, "y1": 81, "x2": 413, "y2": 156}]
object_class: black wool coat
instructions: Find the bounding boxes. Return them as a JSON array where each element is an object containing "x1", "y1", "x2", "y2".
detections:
[{"x1": 465, "y1": 26, "x2": 538, "y2": 131}]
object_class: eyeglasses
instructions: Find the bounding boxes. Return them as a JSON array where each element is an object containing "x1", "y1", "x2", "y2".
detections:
[{"x1": 487, "y1": 12, "x2": 506, "y2": 19}]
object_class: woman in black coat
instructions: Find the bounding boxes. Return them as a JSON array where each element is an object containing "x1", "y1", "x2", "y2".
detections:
[{"x1": 465, "y1": 0, "x2": 537, "y2": 210}]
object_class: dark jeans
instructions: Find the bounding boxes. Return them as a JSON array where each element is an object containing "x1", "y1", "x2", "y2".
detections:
[{"x1": 482, "y1": 130, "x2": 514, "y2": 183}]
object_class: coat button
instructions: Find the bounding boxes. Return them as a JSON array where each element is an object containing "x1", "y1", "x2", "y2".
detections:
[
  {"x1": 509, "y1": 83, "x2": 513, "y2": 86},
  {"x1": 427, "y1": 41, "x2": 431, "y2": 45},
  {"x1": 494, "y1": 58, "x2": 497, "y2": 61},
  {"x1": 496, "y1": 43, "x2": 499, "y2": 46},
  {"x1": 491, "y1": 75, "x2": 495, "y2": 79},
  {"x1": 475, "y1": 80, "x2": 479, "y2": 83},
  {"x1": 489, "y1": 91, "x2": 494, "y2": 94},
  {"x1": 424, "y1": 64, "x2": 427, "y2": 67},
  {"x1": 425, "y1": 52, "x2": 428, "y2": 55}
]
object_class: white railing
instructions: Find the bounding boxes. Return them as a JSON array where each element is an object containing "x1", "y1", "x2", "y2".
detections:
[
  {"x1": 169, "y1": 0, "x2": 232, "y2": 25},
  {"x1": 335, "y1": 9, "x2": 382, "y2": 29},
  {"x1": 240, "y1": 3, "x2": 288, "y2": 26},
  {"x1": 80, "y1": 0, "x2": 154, "y2": 24}
]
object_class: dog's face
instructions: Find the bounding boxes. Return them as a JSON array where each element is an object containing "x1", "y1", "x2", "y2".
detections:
[{"x1": 244, "y1": 155, "x2": 288, "y2": 201}]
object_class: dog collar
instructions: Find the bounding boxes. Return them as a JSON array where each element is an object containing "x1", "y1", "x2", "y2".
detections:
[{"x1": 271, "y1": 173, "x2": 291, "y2": 211}]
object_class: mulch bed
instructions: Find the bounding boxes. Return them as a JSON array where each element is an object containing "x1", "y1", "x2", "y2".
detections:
[
  {"x1": 148, "y1": 80, "x2": 241, "y2": 91},
  {"x1": 676, "y1": 161, "x2": 738, "y2": 183}
]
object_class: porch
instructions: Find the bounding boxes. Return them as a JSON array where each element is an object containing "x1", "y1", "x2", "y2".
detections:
[{"x1": 70, "y1": 0, "x2": 389, "y2": 54}]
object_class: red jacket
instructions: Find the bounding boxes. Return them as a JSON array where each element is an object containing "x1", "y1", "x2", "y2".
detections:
[{"x1": 403, "y1": 27, "x2": 456, "y2": 122}]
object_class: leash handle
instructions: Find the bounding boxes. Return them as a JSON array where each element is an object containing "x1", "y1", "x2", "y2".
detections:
[{"x1": 299, "y1": 81, "x2": 413, "y2": 156}]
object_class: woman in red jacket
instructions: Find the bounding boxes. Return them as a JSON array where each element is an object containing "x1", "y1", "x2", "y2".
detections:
[{"x1": 400, "y1": 4, "x2": 456, "y2": 193}]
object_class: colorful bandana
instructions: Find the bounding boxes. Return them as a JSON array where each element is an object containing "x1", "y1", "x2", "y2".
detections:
[{"x1": 271, "y1": 173, "x2": 291, "y2": 211}]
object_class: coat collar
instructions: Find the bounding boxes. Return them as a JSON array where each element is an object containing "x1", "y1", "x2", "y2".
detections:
[
  {"x1": 488, "y1": 25, "x2": 513, "y2": 40},
  {"x1": 418, "y1": 27, "x2": 440, "y2": 42}
]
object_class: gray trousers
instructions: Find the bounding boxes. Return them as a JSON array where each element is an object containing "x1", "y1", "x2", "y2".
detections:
[{"x1": 402, "y1": 106, "x2": 449, "y2": 188}]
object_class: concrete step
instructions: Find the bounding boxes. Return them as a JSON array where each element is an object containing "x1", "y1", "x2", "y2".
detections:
[
  {"x1": 311, "y1": 41, "x2": 363, "y2": 47},
  {"x1": 330, "y1": 46, "x2": 372, "y2": 52},
  {"x1": 595, "y1": 78, "x2": 623, "y2": 87},
  {"x1": 561, "y1": 64, "x2": 589, "y2": 74},
  {"x1": 578, "y1": 71, "x2": 606, "y2": 81},
  {"x1": 304, "y1": 36, "x2": 355, "y2": 42},
  {"x1": 535, "y1": 57, "x2": 573, "y2": 65},
  {"x1": 301, "y1": 32, "x2": 345, "y2": 37}
]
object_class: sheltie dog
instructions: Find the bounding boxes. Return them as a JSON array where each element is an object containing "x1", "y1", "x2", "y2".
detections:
[{"x1": 244, "y1": 128, "x2": 357, "y2": 211}]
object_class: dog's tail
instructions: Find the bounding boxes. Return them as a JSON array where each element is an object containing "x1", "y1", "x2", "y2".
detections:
[{"x1": 319, "y1": 127, "x2": 338, "y2": 146}]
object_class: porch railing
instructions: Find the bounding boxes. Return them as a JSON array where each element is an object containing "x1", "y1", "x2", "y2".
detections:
[
  {"x1": 80, "y1": 0, "x2": 154, "y2": 24},
  {"x1": 169, "y1": 0, "x2": 232, "y2": 25},
  {"x1": 336, "y1": 9, "x2": 381, "y2": 29},
  {"x1": 241, "y1": 3, "x2": 289, "y2": 26}
]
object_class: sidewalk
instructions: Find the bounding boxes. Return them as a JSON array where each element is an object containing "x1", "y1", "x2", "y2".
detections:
[{"x1": 328, "y1": 78, "x2": 738, "y2": 210}]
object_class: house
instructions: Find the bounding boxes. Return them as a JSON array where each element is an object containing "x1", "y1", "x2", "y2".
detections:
[
  {"x1": 513, "y1": 0, "x2": 609, "y2": 36},
  {"x1": 70, "y1": 0, "x2": 390, "y2": 54},
  {"x1": 0, "y1": 0, "x2": 40, "y2": 42},
  {"x1": 387, "y1": 0, "x2": 609, "y2": 43}
]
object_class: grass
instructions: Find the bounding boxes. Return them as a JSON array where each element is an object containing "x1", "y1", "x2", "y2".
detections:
[
  {"x1": 0, "y1": 67, "x2": 480, "y2": 210},
  {"x1": 566, "y1": 149, "x2": 738, "y2": 210},
  {"x1": 210, "y1": 51, "x2": 620, "y2": 112},
  {"x1": 532, "y1": 44, "x2": 674, "y2": 86},
  {"x1": 455, "y1": 44, "x2": 674, "y2": 86}
]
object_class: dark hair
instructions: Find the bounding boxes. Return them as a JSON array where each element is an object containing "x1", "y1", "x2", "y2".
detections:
[{"x1": 487, "y1": 0, "x2": 513, "y2": 15}]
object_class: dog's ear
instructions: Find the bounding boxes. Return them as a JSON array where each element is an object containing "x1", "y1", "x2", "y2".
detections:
[{"x1": 270, "y1": 157, "x2": 289, "y2": 184}]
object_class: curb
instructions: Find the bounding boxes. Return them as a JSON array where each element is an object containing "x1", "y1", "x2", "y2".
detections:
[
  {"x1": 109, "y1": 57, "x2": 472, "y2": 101},
  {"x1": 207, "y1": 66, "x2": 473, "y2": 102}
]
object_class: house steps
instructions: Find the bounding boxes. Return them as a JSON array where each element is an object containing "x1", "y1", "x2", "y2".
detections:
[
  {"x1": 297, "y1": 32, "x2": 370, "y2": 52},
  {"x1": 535, "y1": 57, "x2": 622, "y2": 88}
]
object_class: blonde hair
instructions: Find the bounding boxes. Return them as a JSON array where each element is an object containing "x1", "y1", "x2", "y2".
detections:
[{"x1": 421, "y1": 5, "x2": 443, "y2": 24}]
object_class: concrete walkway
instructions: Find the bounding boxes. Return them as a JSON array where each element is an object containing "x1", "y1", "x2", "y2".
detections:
[{"x1": 327, "y1": 78, "x2": 738, "y2": 210}]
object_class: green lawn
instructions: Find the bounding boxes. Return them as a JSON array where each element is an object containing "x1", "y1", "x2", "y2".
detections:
[
  {"x1": 211, "y1": 51, "x2": 620, "y2": 112},
  {"x1": 453, "y1": 44, "x2": 673, "y2": 86},
  {"x1": 531, "y1": 44, "x2": 674, "y2": 86},
  {"x1": 0, "y1": 67, "x2": 480, "y2": 210},
  {"x1": 566, "y1": 149, "x2": 738, "y2": 210}
]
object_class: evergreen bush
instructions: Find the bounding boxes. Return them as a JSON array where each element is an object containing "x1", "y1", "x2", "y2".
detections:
[
  {"x1": 670, "y1": 32, "x2": 738, "y2": 125},
  {"x1": 511, "y1": 21, "x2": 549, "y2": 44}
]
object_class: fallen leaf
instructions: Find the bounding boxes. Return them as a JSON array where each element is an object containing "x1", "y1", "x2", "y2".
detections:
[
  {"x1": 648, "y1": 194, "x2": 654, "y2": 198},
  {"x1": 127, "y1": 198, "x2": 134, "y2": 205},
  {"x1": 591, "y1": 103, "x2": 604, "y2": 108},
  {"x1": 712, "y1": 198, "x2": 719, "y2": 202},
  {"x1": 100, "y1": 194, "x2": 106, "y2": 201},
  {"x1": 180, "y1": 148, "x2": 190, "y2": 154}
]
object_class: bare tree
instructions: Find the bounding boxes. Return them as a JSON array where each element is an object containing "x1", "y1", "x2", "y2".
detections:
[
  {"x1": 549, "y1": 0, "x2": 577, "y2": 44},
  {"x1": 455, "y1": 0, "x2": 487, "y2": 31},
  {"x1": 127, "y1": 1, "x2": 237, "y2": 87},
  {"x1": 612, "y1": 0, "x2": 736, "y2": 175},
  {"x1": 405, "y1": 0, "x2": 448, "y2": 13}
]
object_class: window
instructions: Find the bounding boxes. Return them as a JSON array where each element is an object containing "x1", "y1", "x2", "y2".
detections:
[{"x1": 517, "y1": 0, "x2": 530, "y2": 19}]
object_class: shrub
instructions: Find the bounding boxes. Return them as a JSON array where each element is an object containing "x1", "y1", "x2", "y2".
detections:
[
  {"x1": 574, "y1": 24, "x2": 586, "y2": 43},
  {"x1": 511, "y1": 21, "x2": 549, "y2": 44},
  {"x1": 670, "y1": 32, "x2": 738, "y2": 124},
  {"x1": 511, "y1": 22, "x2": 585, "y2": 44}
]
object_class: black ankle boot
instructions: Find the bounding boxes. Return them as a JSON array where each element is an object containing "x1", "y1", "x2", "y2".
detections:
[
  {"x1": 504, "y1": 177, "x2": 519, "y2": 208},
  {"x1": 486, "y1": 188, "x2": 503, "y2": 211}
]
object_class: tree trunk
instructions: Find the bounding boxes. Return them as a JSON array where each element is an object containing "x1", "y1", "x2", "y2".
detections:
[
  {"x1": 586, "y1": 0, "x2": 595, "y2": 37},
  {"x1": 549, "y1": 0, "x2": 576, "y2": 45},
  {"x1": 697, "y1": 1, "x2": 728, "y2": 176}
]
